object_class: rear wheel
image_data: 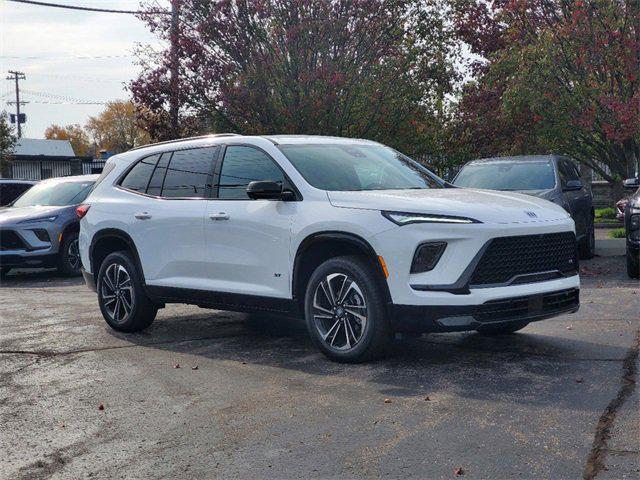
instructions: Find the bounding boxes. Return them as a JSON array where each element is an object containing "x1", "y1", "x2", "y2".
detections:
[
  {"x1": 97, "y1": 251, "x2": 157, "y2": 332},
  {"x1": 476, "y1": 320, "x2": 529, "y2": 335},
  {"x1": 304, "y1": 255, "x2": 392, "y2": 363},
  {"x1": 627, "y1": 246, "x2": 640, "y2": 279},
  {"x1": 578, "y1": 217, "x2": 595, "y2": 259},
  {"x1": 58, "y1": 232, "x2": 82, "y2": 276}
]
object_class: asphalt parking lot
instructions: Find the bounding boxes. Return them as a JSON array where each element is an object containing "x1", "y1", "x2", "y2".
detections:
[{"x1": 1, "y1": 255, "x2": 638, "y2": 480}]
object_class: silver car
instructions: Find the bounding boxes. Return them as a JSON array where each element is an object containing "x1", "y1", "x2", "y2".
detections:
[{"x1": 0, "y1": 175, "x2": 98, "y2": 277}]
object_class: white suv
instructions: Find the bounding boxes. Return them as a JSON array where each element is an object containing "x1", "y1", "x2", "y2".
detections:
[{"x1": 79, "y1": 135, "x2": 580, "y2": 362}]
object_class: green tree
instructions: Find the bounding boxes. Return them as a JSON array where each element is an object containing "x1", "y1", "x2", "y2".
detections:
[
  {"x1": 450, "y1": 0, "x2": 639, "y2": 181},
  {"x1": 0, "y1": 111, "x2": 17, "y2": 176}
]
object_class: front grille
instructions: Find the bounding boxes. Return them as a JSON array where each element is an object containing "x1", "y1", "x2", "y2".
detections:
[
  {"x1": 474, "y1": 288, "x2": 579, "y2": 323},
  {"x1": 470, "y1": 232, "x2": 577, "y2": 287},
  {"x1": 0, "y1": 230, "x2": 27, "y2": 251}
]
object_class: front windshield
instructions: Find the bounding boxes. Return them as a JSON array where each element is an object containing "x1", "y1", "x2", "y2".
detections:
[
  {"x1": 12, "y1": 180, "x2": 94, "y2": 207},
  {"x1": 278, "y1": 144, "x2": 443, "y2": 191},
  {"x1": 453, "y1": 161, "x2": 556, "y2": 190}
]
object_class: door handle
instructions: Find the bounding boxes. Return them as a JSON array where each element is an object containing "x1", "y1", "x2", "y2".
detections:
[
  {"x1": 209, "y1": 212, "x2": 230, "y2": 221},
  {"x1": 134, "y1": 212, "x2": 152, "y2": 220}
]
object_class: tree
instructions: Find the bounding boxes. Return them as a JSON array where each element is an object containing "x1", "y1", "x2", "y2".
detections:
[
  {"x1": 0, "y1": 111, "x2": 17, "y2": 176},
  {"x1": 131, "y1": 0, "x2": 459, "y2": 156},
  {"x1": 450, "y1": 0, "x2": 639, "y2": 182},
  {"x1": 44, "y1": 124, "x2": 92, "y2": 156},
  {"x1": 86, "y1": 100, "x2": 151, "y2": 153}
]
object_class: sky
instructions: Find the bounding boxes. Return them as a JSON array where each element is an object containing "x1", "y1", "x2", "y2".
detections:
[{"x1": 0, "y1": 0, "x2": 164, "y2": 139}]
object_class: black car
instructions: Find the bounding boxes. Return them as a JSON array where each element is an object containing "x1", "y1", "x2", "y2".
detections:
[
  {"x1": 622, "y1": 177, "x2": 640, "y2": 278},
  {"x1": 0, "y1": 179, "x2": 37, "y2": 206},
  {"x1": 452, "y1": 155, "x2": 595, "y2": 259}
]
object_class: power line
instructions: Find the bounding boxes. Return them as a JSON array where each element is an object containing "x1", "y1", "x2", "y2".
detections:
[{"x1": 6, "y1": 0, "x2": 168, "y2": 15}]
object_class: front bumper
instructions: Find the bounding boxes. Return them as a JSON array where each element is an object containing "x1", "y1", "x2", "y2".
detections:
[
  {"x1": 0, "y1": 252, "x2": 58, "y2": 268},
  {"x1": 389, "y1": 287, "x2": 579, "y2": 333}
]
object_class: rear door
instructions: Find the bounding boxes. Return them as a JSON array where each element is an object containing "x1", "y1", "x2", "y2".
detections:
[
  {"x1": 121, "y1": 147, "x2": 218, "y2": 289},
  {"x1": 203, "y1": 145, "x2": 295, "y2": 298}
]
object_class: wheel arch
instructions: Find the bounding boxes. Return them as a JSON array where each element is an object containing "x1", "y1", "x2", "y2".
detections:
[
  {"x1": 90, "y1": 228, "x2": 145, "y2": 283},
  {"x1": 292, "y1": 231, "x2": 391, "y2": 310}
]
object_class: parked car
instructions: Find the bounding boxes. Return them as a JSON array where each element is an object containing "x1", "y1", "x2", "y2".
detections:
[
  {"x1": 79, "y1": 135, "x2": 579, "y2": 362},
  {"x1": 0, "y1": 174, "x2": 98, "y2": 277},
  {"x1": 622, "y1": 177, "x2": 640, "y2": 278},
  {"x1": 452, "y1": 155, "x2": 595, "y2": 259},
  {"x1": 0, "y1": 179, "x2": 37, "y2": 206},
  {"x1": 616, "y1": 177, "x2": 639, "y2": 222}
]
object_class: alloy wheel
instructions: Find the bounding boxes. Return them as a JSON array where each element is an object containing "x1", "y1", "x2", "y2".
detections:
[
  {"x1": 312, "y1": 273, "x2": 367, "y2": 351},
  {"x1": 67, "y1": 238, "x2": 81, "y2": 271},
  {"x1": 101, "y1": 263, "x2": 134, "y2": 324}
]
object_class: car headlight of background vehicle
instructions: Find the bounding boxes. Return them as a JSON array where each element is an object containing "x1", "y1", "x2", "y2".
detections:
[
  {"x1": 382, "y1": 211, "x2": 481, "y2": 225},
  {"x1": 18, "y1": 215, "x2": 58, "y2": 224}
]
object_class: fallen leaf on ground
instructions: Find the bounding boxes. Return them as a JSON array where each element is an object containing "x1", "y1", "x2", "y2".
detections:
[
  {"x1": 425, "y1": 396, "x2": 431, "y2": 401},
  {"x1": 384, "y1": 398, "x2": 392, "y2": 404},
  {"x1": 566, "y1": 325, "x2": 573, "y2": 330},
  {"x1": 191, "y1": 366, "x2": 198, "y2": 370},
  {"x1": 576, "y1": 377, "x2": 584, "y2": 383},
  {"x1": 453, "y1": 466, "x2": 465, "y2": 476},
  {"x1": 98, "y1": 404, "x2": 104, "y2": 411},
  {"x1": 173, "y1": 364, "x2": 180, "y2": 369}
]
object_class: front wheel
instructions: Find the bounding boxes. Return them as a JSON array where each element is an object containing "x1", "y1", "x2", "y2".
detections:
[
  {"x1": 97, "y1": 251, "x2": 157, "y2": 332},
  {"x1": 627, "y1": 247, "x2": 640, "y2": 279},
  {"x1": 304, "y1": 255, "x2": 392, "y2": 363},
  {"x1": 578, "y1": 217, "x2": 595, "y2": 259},
  {"x1": 58, "y1": 232, "x2": 82, "y2": 276}
]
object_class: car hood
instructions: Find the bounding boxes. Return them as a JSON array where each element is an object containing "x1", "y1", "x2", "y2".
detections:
[
  {"x1": 327, "y1": 188, "x2": 570, "y2": 224},
  {"x1": 0, "y1": 205, "x2": 70, "y2": 225}
]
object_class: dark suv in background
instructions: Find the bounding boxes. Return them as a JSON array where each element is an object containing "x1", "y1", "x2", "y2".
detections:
[
  {"x1": 622, "y1": 177, "x2": 640, "y2": 278},
  {"x1": 453, "y1": 155, "x2": 595, "y2": 259},
  {"x1": 0, "y1": 179, "x2": 37, "y2": 206}
]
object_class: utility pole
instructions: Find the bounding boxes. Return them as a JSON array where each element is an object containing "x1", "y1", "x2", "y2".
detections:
[
  {"x1": 6, "y1": 70, "x2": 26, "y2": 138},
  {"x1": 169, "y1": 0, "x2": 180, "y2": 139}
]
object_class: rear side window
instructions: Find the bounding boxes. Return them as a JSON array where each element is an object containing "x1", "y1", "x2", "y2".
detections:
[
  {"x1": 161, "y1": 147, "x2": 217, "y2": 198},
  {"x1": 146, "y1": 153, "x2": 172, "y2": 197},
  {"x1": 120, "y1": 154, "x2": 160, "y2": 192},
  {"x1": 218, "y1": 146, "x2": 284, "y2": 199},
  {"x1": 558, "y1": 159, "x2": 579, "y2": 185}
]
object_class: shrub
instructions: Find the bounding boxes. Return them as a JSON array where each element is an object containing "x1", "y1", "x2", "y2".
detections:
[
  {"x1": 609, "y1": 228, "x2": 626, "y2": 239},
  {"x1": 595, "y1": 208, "x2": 617, "y2": 219}
]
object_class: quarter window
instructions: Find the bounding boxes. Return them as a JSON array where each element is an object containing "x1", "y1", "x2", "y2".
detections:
[
  {"x1": 161, "y1": 147, "x2": 217, "y2": 198},
  {"x1": 146, "y1": 153, "x2": 171, "y2": 197},
  {"x1": 218, "y1": 146, "x2": 284, "y2": 199},
  {"x1": 120, "y1": 154, "x2": 160, "y2": 192}
]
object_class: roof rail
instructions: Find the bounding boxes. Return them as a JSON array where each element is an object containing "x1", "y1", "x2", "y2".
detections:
[{"x1": 129, "y1": 133, "x2": 241, "y2": 152}]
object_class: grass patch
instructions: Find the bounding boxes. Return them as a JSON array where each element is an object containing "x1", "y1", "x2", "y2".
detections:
[
  {"x1": 595, "y1": 207, "x2": 617, "y2": 219},
  {"x1": 609, "y1": 228, "x2": 626, "y2": 239}
]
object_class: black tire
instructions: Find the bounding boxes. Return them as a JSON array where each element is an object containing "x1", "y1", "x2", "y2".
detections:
[
  {"x1": 578, "y1": 216, "x2": 595, "y2": 260},
  {"x1": 97, "y1": 251, "x2": 157, "y2": 332},
  {"x1": 476, "y1": 320, "x2": 529, "y2": 335},
  {"x1": 58, "y1": 231, "x2": 82, "y2": 276},
  {"x1": 304, "y1": 255, "x2": 392, "y2": 363},
  {"x1": 627, "y1": 247, "x2": 640, "y2": 279}
]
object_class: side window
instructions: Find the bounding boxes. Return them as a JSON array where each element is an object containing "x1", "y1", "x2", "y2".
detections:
[
  {"x1": 218, "y1": 146, "x2": 284, "y2": 199},
  {"x1": 120, "y1": 154, "x2": 160, "y2": 193},
  {"x1": 161, "y1": 147, "x2": 217, "y2": 198},
  {"x1": 559, "y1": 159, "x2": 579, "y2": 185},
  {"x1": 146, "y1": 153, "x2": 172, "y2": 197}
]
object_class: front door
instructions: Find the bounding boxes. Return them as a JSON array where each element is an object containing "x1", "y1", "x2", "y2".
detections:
[{"x1": 204, "y1": 145, "x2": 294, "y2": 298}]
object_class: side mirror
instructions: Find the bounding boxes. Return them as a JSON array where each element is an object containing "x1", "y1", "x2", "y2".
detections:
[
  {"x1": 623, "y1": 177, "x2": 639, "y2": 189},
  {"x1": 562, "y1": 179, "x2": 583, "y2": 191},
  {"x1": 246, "y1": 181, "x2": 294, "y2": 201}
]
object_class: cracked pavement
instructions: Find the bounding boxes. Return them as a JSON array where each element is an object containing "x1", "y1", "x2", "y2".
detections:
[{"x1": 0, "y1": 255, "x2": 638, "y2": 479}]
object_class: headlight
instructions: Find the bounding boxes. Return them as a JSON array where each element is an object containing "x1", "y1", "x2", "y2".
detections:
[
  {"x1": 18, "y1": 215, "x2": 58, "y2": 224},
  {"x1": 382, "y1": 211, "x2": 481, "y2": 225}
]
